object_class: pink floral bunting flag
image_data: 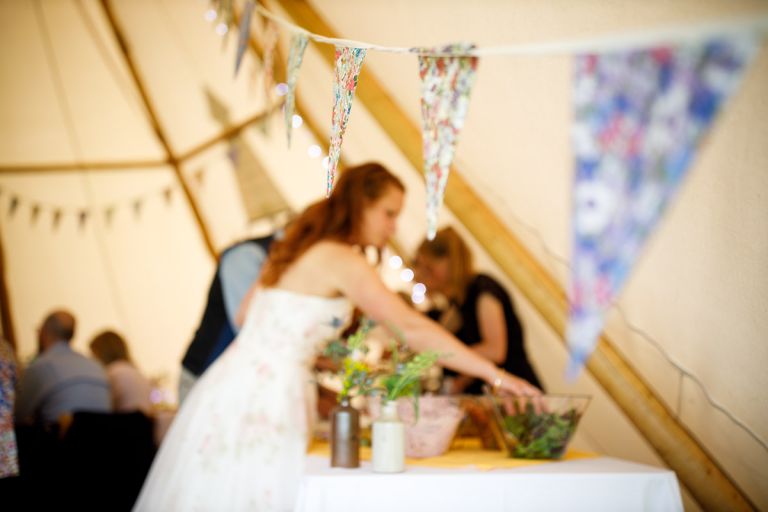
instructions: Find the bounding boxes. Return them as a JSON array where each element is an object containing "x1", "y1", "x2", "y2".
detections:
[
  {"x1": 566, "y1": 35, "x2": 757, "y2": 378},
  {"x1": 327, "y1": 46, "x2": 366, "y2": 196},
  {"x1": 284, "y1": 33, "x2": 309, "y2": 148},
  {"x1": 234, "y1": 0, "x2": 255, "y2": 77},
  {"x1": 418, "y1": 43, "x2": 478, "y2": 240}
]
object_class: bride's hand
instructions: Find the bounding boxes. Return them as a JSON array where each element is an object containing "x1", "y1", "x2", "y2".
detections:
[{"x1": 492, "y1": 369, "x2": 541, "y2": 397}]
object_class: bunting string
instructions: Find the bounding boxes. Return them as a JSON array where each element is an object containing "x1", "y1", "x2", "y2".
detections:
[{"x1": 251, "y1": 3, "x2": 768, "y2": 56}]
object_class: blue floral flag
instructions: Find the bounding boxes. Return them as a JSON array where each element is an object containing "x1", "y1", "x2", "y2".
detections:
[{"x1": 566, "y1": 35, "x2": 757, "y2": 378}]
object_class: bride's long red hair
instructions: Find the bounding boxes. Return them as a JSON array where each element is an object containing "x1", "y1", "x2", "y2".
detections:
[{"x1": 260, "y1": 162, "x2": 404, "y2": 286}]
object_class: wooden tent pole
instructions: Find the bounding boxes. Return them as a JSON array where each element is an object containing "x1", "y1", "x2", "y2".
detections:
[
  {"x1": 273, "y1": 1, "x2": 755, "y2": 510},
  {"x1": 99, "y1": 0, "x2": 217, "y2": 260}
]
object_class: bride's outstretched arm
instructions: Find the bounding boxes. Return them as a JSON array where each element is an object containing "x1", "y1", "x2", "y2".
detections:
[{"x1": 327, "y1": 245, "x2": 541, "y2": 397}]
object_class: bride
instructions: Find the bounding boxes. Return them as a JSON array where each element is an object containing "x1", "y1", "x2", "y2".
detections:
[{"x1": 134, "y1": 162, "x2": 540, "y2": 511}]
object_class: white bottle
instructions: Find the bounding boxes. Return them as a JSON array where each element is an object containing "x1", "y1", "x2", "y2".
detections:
[{"x1": 372, "y1": 400, "x2": 405, "y2": 473}]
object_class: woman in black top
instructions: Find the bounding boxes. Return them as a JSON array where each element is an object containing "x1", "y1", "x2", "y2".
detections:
[{"x1": 414, "y1": 227, "x2": 543, "y2": 394}]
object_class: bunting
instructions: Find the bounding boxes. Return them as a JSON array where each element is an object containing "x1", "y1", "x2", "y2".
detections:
[
  {"x1": 566, "y1": 35, "x2": 758, "y2": 377},
  {"x1": 418, "y1": 43, "x2": 478, "y2": 240},
  {"x1": 233, "y1": 0, "x2": 255, "y2": 77},
  {"x1": 262, "y1": 20, "x2": 279, "y2": 105},
  {"x1": 327, "y1": 47, "x2": 366, "y2": 196},
  {"x1": 284, "y1": 33, "x2": 309, "y2": 148}
]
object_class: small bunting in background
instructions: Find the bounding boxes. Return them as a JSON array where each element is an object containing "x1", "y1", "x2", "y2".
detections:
[
  {"x1": 104, "y1": 206, "x2": 115, "y2": 226},
  {"x1": 234, "y1": 0, "x2": 255, "y2": 77},
  {"x1": 133, "y1": 199, "x2": 143, "y2": 219},
  {"x1": 417, "y1": 43, "x2": 478, "y2": 240},
  {"x1": 327, "y1": 46, "x2": 366, "y2": 196},
  {"x1": 262, "y1": 20, "x2": 279, "y2": 106},
  {"x1": 226, "y1": 139, "x2": 240, "y2": 167},
  {"x1": 78, "y1": 210, "x2": 89, "y2": 230},
  {"x1": 194, "y1": 168, "x2": 206, "y2": 186},
  {"x1": 284, "y1": 32, "x2": 309, "y2": 147},
  {"x1": 163, "y1": 187, "x2": 174, "y2": 205},
  {"x1": 8, "y1": 196, "x2": 19, "y2": 217},
  {"x1": 565, "y1": 35, "x2": 758, "y2": 378},
  {"x1": 31, "y1": 204, "x2": 41, "y2": 224},
  {"x1": 52, "y1": 209, "x2": 62, "y2": 229}
]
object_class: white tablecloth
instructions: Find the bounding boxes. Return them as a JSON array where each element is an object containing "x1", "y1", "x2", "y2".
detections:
[{"x1": 295, "y1": 454, "x2": 683, "y2": 512}]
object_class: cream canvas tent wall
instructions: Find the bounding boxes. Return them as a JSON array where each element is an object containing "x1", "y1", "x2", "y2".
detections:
[{"x1": 1, "y1": 1, "x2": 766, "y2": 510}]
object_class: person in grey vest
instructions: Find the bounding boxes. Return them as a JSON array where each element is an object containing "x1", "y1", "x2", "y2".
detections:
[
  {"x1": 178, "y1": 234, "x2": 276, "y2": 403},
  {"x1": 14, "y1": 310, "x2": 111, "y2": 426}
]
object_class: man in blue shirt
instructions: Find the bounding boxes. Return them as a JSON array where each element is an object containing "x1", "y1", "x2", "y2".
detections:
[
  {"x1": 15, "y1": 310, "x2": 111, "y2": 426},
  {"x1": 179, "y1": 234, "x2": 276, "y2": 403}
]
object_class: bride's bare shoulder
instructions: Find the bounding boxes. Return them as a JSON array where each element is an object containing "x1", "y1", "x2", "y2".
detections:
[{"x1": 307, "y1": 240, "x2": 361, "y2": 260}]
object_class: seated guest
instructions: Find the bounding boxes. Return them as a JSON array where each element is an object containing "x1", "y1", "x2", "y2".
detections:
[
  {"x1": 0, "y1": 337, "x2": 19, "y2": 479},
  {"x1": 14, "y1": 310, "x2": 111, "y2": 426},
  {"x1": 90, "y1": 330, "x2": 153, "y2": 416},
  {"x1": 414, "y1": 227, "x2": 543, "y2": 394}
]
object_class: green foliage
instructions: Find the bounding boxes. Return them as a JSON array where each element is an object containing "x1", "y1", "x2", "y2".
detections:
[{"x1": 502, "y1": 402, "x2": 582, "y2": 459}]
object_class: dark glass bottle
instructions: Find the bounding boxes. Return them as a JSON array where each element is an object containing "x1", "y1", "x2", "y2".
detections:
[{"x1": 330, "y1": 397, "x2": 360, "y2": 468}]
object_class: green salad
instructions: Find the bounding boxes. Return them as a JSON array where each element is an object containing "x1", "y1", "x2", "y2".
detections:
[{"x1": 501, "y1": 403, "x2": 582, "y2": 459}]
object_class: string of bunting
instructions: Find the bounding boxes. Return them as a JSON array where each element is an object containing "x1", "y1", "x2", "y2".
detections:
[
  {"x1": 210, "y1": 1, "x2": 766, "y2": 376},
  {"x1": 0, "y1": 168, "x2": 207, "y2": 231}
]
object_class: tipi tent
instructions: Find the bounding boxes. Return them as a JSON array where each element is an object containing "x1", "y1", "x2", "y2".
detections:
[{"x1": 1, "y1": 1, "x2": 766, "y2": 510}]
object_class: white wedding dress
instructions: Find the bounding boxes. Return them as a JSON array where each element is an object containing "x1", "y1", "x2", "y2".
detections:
[{"x1": 134, "y1": 288, "x2": 351, "y2": 512}]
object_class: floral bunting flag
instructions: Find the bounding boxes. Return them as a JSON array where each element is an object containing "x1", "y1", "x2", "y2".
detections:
[
  {"x1": 327, "y1": 46, "x2": 366, "y2": 196},
  {"x1": 418, "y1": 43, "x2": 478, "y2": 240},
  {"x1": 262, "y1": 20, "x2": 279, "y2": 105},
  {"x1": 566, "y1": 36, "x2": 758, "y2": 377},
  {"x1": 233, "y1": 0, "x2": 255, "y2": 77},
  {"x1": 284, "y1": 32, "x2": 309, "y2": 147}
]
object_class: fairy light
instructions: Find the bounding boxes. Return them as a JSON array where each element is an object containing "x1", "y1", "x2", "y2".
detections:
[
  {"x1": 413, "y1": 282, "x2": 426, "y2": 295},
  {"x1": 388, "y1": 255, "x2": 403, "y2": 269},
  {"x1": 215, "y1": 22, "x2": 229, "y2": 36},
  {"x1": 321, "y1": 156, "x2": 330, "y2": 169},
  {"x1": 411, "y1": 293, "x2": 425, "y2": 305},
  {"x1": 307, "y1": 145, "x2": 322, "y2": 158},
  {"x1": 291, "y1": 114, "x2": 303, "y2": 128},
  {"x1": 275, "y1": 83, "x2": 289, "y2": 96},
  {"x1": 400, "y1": 268, "x2": 414, "y2": 282},
  {"x1": 204, "y1": 8, "x2": 217, "y2": 22}
]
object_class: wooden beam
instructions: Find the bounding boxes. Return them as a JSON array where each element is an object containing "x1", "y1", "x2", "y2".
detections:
[
  {"x1": 0, "y1": 223, "x2": 17, "y2": 351},
  {"x1": 0, "y1": 159, "x2": 169, "y2": 174},
  {"x1": 273, "y1": 1, "x2": 755, "y2": 510},
  {"x1": 176, "y1": 104, "x2": 283, "y2": 163},
  {"x1": 100, "y1": 0, "x2": 218, "y2": 260}
]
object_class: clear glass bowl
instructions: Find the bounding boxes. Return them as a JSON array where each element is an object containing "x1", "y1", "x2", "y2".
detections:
[
  {"x1": 484, "y1": 392, "x2": 591, "y2": 459},
  {"x1": 368, "y1": 395, "x2": 465, "y2": 458}
]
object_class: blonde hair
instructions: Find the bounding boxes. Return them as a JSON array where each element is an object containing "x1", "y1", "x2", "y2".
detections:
[{"x1": 415, "y1": 227, "x2": 474, "y2": 304}]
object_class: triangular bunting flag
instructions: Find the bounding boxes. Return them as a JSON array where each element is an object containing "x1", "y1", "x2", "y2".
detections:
[
  {"x1": 284, "y1": 32, "x2": 309, "y2": 148},
  {"x1": 417, "y1": 43, "x2": 478, "y2": 240},
  {"x1": 52, "y1": 209, "x2": 62, "y2": 229},
  {"x1": 262, "y1": 20, "x2": 279, "y2": 105},
  {"x1": 133, "y1": 199, "x2": 143, "y2": 219},
  {"x1": 8, "y1": 196, "x2": 19, "y2": 217},
  {"x1": 78, "y1": 210, "x2": 89, "y2": 230},
  {"x1": 234, "y1": 0, "x2": 255, "y2": 77},
  {"x1": 31, "y1": 204, "x2": 41, "y2": 224},
  {"x1": 104, "y1": 206, "x2": 115, "y2": 226},
  {"x1": 566, "y1": 36, "x2": 758, "y2": 377},
  {"x1": 327, "y1": 46, "x2": 366, "y2": 196}
]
